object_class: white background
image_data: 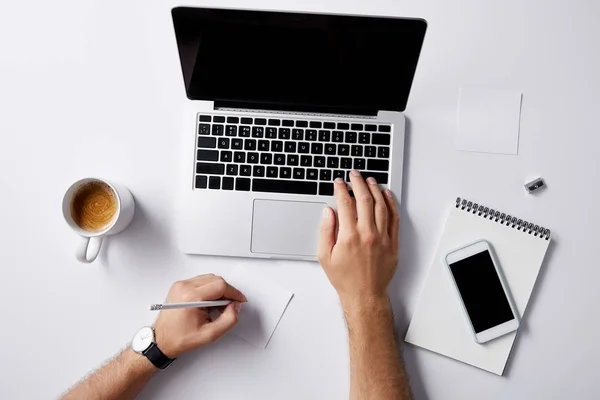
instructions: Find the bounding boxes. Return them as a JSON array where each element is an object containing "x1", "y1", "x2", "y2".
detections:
[{"x1": 1, "y1": 0, "x2": 598, "y2": 399}]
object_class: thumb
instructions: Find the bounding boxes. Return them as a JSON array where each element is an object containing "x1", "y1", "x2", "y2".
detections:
[
  {"x1": 317, "y1": 207, "x2": 336, "y2": 262},
  {"x1": 199, "y1": 302, "x2": 240, "y2": 344}
]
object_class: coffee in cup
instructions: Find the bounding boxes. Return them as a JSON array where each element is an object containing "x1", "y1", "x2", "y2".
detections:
[{"x1": 70, "y1": 181, "x2": 119, "y2": 233}]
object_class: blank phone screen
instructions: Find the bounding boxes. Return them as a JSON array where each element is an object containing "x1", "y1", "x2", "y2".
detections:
[{"x1": 449, "y1": 250, "x2": 515, "y2": 333}]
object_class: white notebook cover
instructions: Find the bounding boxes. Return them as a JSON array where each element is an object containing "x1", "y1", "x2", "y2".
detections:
[{"x1": 405, "y1": 199, "x2": 551, "y2": 375}]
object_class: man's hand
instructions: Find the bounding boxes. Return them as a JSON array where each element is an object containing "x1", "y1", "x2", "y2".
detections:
[
  {"x1": 317, "y1": 171, "x2": 400, "y2": 311},
  {"x1": 153, "y1": 274, "x2": 247, "y2": 358}
]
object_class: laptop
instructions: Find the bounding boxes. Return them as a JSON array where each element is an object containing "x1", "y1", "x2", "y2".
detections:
[{"x1": 171, "y1": 7, "x2": 427, "y2": 260}]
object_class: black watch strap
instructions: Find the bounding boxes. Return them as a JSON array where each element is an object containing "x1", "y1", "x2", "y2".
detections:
[{"x1": 142, "y1": 343, "x2": 175, "y2": 369}]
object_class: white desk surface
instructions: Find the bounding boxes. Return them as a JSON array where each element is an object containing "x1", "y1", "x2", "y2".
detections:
[{"x1": 1, "y1": 0, "x2": 598, "y2": 399}]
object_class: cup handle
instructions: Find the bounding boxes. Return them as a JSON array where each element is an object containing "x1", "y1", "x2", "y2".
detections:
[{"x1": 76, "y1": 236, "x2": 104, "y2": 263}]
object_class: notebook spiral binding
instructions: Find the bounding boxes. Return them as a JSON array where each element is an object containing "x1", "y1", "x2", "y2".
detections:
[{"x1": 455, "y1": 197, "x2": 551, "y2": 240}]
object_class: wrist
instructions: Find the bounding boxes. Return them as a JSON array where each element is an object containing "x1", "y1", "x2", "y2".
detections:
[{"x1": 341, "y1": 294, "x2": 391, "y2": 319}]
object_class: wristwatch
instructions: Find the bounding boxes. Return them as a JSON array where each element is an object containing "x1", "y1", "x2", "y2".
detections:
[{"x1": 131, "y1": 326, "x2": 175, "y2": 369}]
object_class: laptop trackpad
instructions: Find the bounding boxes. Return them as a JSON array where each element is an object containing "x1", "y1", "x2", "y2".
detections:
[{"x1": 251, "y1": 199, "x2": 326, "y2": 257}]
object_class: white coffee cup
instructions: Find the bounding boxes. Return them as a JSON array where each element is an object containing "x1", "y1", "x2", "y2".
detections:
[{"x1": 62, "y1": 178, "x2": 135, "y2": 263}]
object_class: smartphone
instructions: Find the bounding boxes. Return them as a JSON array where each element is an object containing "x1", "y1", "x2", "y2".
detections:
[{"x1": 444, "y1": 240, "x2": 519, "y2": 343}]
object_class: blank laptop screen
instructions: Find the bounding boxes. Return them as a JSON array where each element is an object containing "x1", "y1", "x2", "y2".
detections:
[{"x1": 171, "y1": 7, "x2": 427, "y2": 115}]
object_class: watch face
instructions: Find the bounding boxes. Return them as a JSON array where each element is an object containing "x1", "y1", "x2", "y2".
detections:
[{"x1": 132, "y1": 326, "x2": 154, "y2": 353}]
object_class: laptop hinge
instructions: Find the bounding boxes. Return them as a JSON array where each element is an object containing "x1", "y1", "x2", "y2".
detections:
[{"x1": 214, "y1": 100, "x2": 378, "y2": 118}]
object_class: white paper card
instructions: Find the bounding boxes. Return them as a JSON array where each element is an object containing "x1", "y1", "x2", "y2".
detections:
[
  {"x1": 226, "y1": 265, "x2": 294, "y2": 349},
  {"x1": 456, "y1": 88, "x2": 523, "y2": 155}
]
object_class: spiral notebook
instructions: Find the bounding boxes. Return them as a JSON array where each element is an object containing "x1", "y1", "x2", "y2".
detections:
[{"x1": 405, "y1": 198, "x2": 551, "y2": 375}]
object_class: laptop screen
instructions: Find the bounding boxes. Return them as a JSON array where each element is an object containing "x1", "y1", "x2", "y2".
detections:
[{"x1": 172, "y1": 8, "x2": 427, "y2": 115}]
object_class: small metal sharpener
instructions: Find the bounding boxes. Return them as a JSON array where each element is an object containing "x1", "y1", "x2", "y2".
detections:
[{"x1": 524, "y1": 177, "x2": 546, "y2": 193}]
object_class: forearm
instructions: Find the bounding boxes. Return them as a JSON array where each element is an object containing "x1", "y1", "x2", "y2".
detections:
[
  {"x1": 61, "y1": 348, "x2": 157, "y2": 400},
  {"x1": 344, "y1": 297, "x2": 411, "y2": 400}
]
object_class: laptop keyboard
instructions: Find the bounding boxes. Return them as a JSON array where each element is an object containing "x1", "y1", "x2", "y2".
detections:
[{"x1": 194, "y1": 114, "x2": 392, "y2": 196}]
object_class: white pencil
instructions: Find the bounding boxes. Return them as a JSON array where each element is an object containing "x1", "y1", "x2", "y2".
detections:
[{"x1": 149, "y1": 300, "x2": 231, "y2": 311}]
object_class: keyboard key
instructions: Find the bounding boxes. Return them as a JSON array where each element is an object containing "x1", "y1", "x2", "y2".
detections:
[
  {"x1": 351, "y1": 123, "x2": 364, "y2": 131},
  {"x1": 365, "y1": 146, "x2": 376, "y2": 157},
  {"x1": 241, "y1": 117, "x2": 253, "y2": 124},
  {"x1": 218, "y1": 138, "x2": 230, "y2": 149},
  {"x1": 345, "y1": 131, "x2": 357, "y2": 143},
  {"x1": 253, "y1": 165, "x2": 265, "y2": 177},
  {"x1": 240, "y1": 165, "x2": 251, "y2": 176},
  {"x1": 214, "y1": 116, "x2": 226, "y2": 123},
  {"x1": 234, "y1": 152, "x2": 245, "y2": 163},
  {"x1": 278, "y1": 128, "x2": 291, "y2": 140},
  {"x1": 247, "y1": 152, "x2": 259, "y2": 164},
  {"x1": 268, "y1": 119, "x2": 281, "y2": 126},
  {"x1": 225, "y1": 125, "x2": 237, "y2": 136},
  {"x1": 367, "y1": 159, "x2": 389, "y2": 171},
  {"x1": 199, "y1": 115, "x2": 211, "y2": 122},
  {"x1": 354, "y1": 158, "x2": 366, "y2": 170},
  {"x1": 307, "y1": 169, "x2": 318, "y2": 180},
  {"x1": 314, "y1": 156, "x2": 326, "y2": 168},
  {"x1": 258, "y1": 140, "x2": 270, "y2": 152},
  {"x1": 310, "y1": 121, "x2": 322, "y2": 128},
  {"x1": 287, "y1": 154, "x2": 299, "y2": 166},
  {"x1": 195, "y1": 175, "x2": 208, "y2": 189},
  {"x1": 319, "y1": 182, "x2": 334, "y2": 196},
  {"x1": 351, "y1": 145, "x2": 363, "y2": 157},
  {"x1": 361, "y1": 171, "x2": 388, "y2": 184},
  {"x1": 255, "y1": 118, "x2": 267, "y2": 125},
  {"x1": 372, "y1": 134, "x2": 391, "y2": 145},
  {"x1": 209, "y1": 176, "x2": 221, "y2": 189},
  {"x1": 378, "y1": 147, "x2": 390, "y2": 158},
  {"x1": 236, "y1": 177, "x2": 251, "y2": 191},
  {"x1": 282, "y1": 119, "x2": 294, "y2": 127},
  {"x1": 266, "y1": 127, "x2": 277, "y2": 139},
  {"x1": 319, "y1": 130, "x2": 331, "y2": 142},
  {"x1": 220, "y1": 151, "x2": 232, "y2": 162},
  {"x1": 298, "y1": 142, "x2": 310, "y2": 153},
  {"x1": 306, "y1": 129, "x2": 317, "y2": 141},
  {"x1": 320, "y1": 169, "x2": 332, "y2": 181},
  {"x1": 198, "y1": 137, "x2": 217, "y2": 148},
  {"x1": 311, "y1": 143, "x2": 323, "y2": 154},
  {"x1": 222, "y1": 177, "x2": 234, "y2": 190},
  {"x1": 324, "y1": 122, "x2": 336, "y2": 129},
  {"x1": 272, "y1": 140, "x2": 283, "y2": 152},
  {"x1": 231, "y1": 139, "x2": 243, "y2": 150},
  {"x1": 244, "y1": 139, "x2": 257, "y2": 151},
  {"x1": 285, "y1": 141, "x2": 297, "y2": 153},
  {"x1": 280, "y1": 167, "x2": 292, "y2": 179},
  {"x1": 332, "y1": 131, "x2": 344, "y2": 142},
  {"x1": 293, "y1": 168, "x2": 305, "y2": 179},
  {"x1": 327, "y1": 157, "x2": 339, "y2": 168},
  {"x1": 197, "y1": 149, "x2": 218, "y2": 161},
  {"x1": 359, "y1": 132, "x2": 370, "y2": 144},
  {"x1": 338, "y1": 144, "x2": 350, "y2": 156},
  {"x1": 379, "y1": 125, "x2": 391, "y2": 132},
  {"x1": 274, "y1": 153, "x2": 286, "y2": 165},
  {"x1": 238, "y1": 126, "x2": 251, "y2": 137},
  {"x1": 198, "y1": 123, "x2": 211, "y2": 135},
  {"x1": 239, "y1": 126, "x2": 251, "y2": 137},
  {"x1": 261, "y1": 153, "x2": 273, "y2": 164},
  {"x1": 341, "y1": 157, "x2": 352, "y2": 169},
  {"x1": 227, "y1": 116, "x2": 239, "y2": 124},
  {"x1": 301, "y1": 155, "x2": 312, "y2": 167},
  {"x1": 365, "y1": 124, "x2": 377, "y2": 132},
  {"x1": 337, "y1": 122, "x2": 350, "y2": 130},
  {"x1": 333, "y1": 170, "x2": 345, "y2": 180},
  {"x1": 267, "y1": 166, "x2": 278, "y2": 178},
  {"x1": 252, "y1": 127, "x2": 264, "y2": 138},
  {"x1": 196, "y1": 162, "x2": 224, "y2": 175},
  {"x1": 253, "y1": 179, "x2": 317, "y2": 195},
  {"x1": 296, "y1": 120, "x2": 308, "y2": 127},
  {"x1": 211, "y1": 124, "x2": 224, "y2": 136},
  {"x1": 226, "y1": 164, "x2": 238, "y2": 176},
  {"x1": 292, "y1": 129, "x2": 304, "y2": 141},
  {"x1": 325, "y1": 144, "x2": 336, "y2": 155}
]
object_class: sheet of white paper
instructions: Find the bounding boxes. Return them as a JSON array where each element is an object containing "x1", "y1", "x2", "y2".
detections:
[
  {"x1": 225, "y1": 265, "x2": 294, "y2": 349},
  {"x1": 456, "y1": 88, "x2": 522, "y2": 155}
]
